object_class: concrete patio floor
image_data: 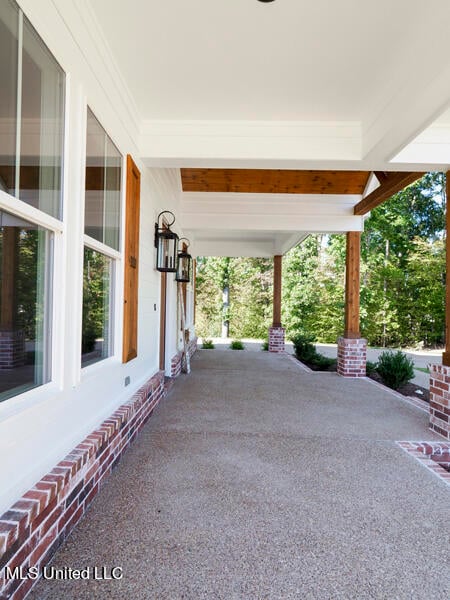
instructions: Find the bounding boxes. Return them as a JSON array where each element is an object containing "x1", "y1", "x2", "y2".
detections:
[{"x1": 30, "y1": 350, "x2": 449, "y2": 600}]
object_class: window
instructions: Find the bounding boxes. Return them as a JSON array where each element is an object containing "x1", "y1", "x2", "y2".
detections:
[
  {"x1": 0, "y1": 211, "x2": 53, "y2": 401},
  {"x1": 0, "y1": 0, "x2": 65, "y2": 219},
  {"x1": 81, "y1": 247, "x2": 113, "y2": 367},
  {"x1": 85, "y1": 108, "x2": 121, "y2": 249},
  {"x1": 81, "y1": 109, "x2": 121, "y2": 366},
  {"x1": 0, "y1": 1, "x2": 64, "y2": 402}
]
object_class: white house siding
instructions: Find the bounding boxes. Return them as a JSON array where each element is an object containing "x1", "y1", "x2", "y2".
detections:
[{"x1": 0, "y1": 0, "x2": 193, "y2": 516}]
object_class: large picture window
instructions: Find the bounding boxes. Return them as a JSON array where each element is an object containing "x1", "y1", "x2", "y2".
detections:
[
  {"x1": 82, "y1": 109, "x2": 122, "y2": 367},
  {"x1": 0, "y1": 0, "x2": 65, "y2": 219},
  {"x1": 0, "y1": 1, "x2": 64, "y2": 402},
  {"x1": 0, "y1": 211, "x2": 53, "y2": 401}
]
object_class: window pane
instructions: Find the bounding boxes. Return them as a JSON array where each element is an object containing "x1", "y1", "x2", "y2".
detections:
[
  {"x1": 82, "y1": 247, "x2": 113, "y2": 367},
  {"x1": 0, "y1": 0, "x2": 18, "y2": 196},
  {"x1": 19, "y1": 15, "x2": 65, "y2": 219},
  {"x1": 0, "y1": 210, "x2": 53, "y2": 402},
  {"x1": 85, "y1": 108, "x2": 121, "y2": 250}
]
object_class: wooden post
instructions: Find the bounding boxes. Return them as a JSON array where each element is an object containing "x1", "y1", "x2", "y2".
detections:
[
  {"x1": 443, "y1": 172, "x2": 450, "y2": 366},
  {"x1": 273, "y1": 255, "x2": 282, "y2": 327},
  {"x1": 193, "y1": 258, "x2": 197, "y2": 325},
  {"x1": 344, "y1": 231, "x2": 361, "y2": 339}
]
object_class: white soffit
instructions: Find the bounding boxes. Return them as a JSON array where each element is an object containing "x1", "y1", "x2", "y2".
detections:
[{"x1": 391, "y1": 107, "x2": 450, "y2": 166}]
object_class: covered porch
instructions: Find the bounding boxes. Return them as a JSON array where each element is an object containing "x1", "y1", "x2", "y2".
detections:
[{"x1": 29, "y1": 348, "x2": 449, "y2": 600}]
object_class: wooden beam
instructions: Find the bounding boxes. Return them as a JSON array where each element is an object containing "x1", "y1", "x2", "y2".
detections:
[
  {"x1": 354, "y1": 172, "x2": 425, "y2": 215},
  {"x1": 443, "y1": 172, "x2": 450, "y2": 366},
  {"x1": 344, "y1": 231, "x2": 361, "y2": 339},
  {"x1": 273, "y1": 255, "x2": 282, "y2": 327},
  {"x1": 374, "y1": 171, "x2": 388, "y2": 184},
  {"x1": 181, "y1": 169, "x2": 370, "y2": 195}
]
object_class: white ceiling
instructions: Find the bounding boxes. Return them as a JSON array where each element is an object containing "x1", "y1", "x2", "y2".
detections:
[
  {"x1": 80, "y1": 0, "x2": 450, "y2": 256},
  {"x1": 89, "y1": 0, "x2": 447, "y2": 123}
]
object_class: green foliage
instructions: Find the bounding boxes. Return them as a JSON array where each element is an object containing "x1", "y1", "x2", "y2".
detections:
[
  {"x1": 202, "y1": 339, "x2": 215, "y2": 349},
  {"x1": 230, "y1": 339, "x2": 244, "y2": 350},
  {"x1": 195, "y1": 257, "x2": 272, "y2": 339},
  {"x1": 82, "y1": 248, "x2": 110, "y2": 354},
  {"x1": 311, "y1": 355, "x2": 336, "y2": 370},
  {"x1": 290, "y1": 332, "x2": 336, "y2": 369},
  {"x1": 365, "y1": 361, "x2": 377, "y2": 375},
  {"x1": 195, "y1": 173, "x2": 446, "y2": 349},
  {"x1": 376, "y1": 350, "x2": 415, "y2": 390},
  {"x1": 261, "y1": 340, "x2": 269, "y2": 351},
  {"x1": 291, "y1": 332, "x2": 317, "y2": 363}
]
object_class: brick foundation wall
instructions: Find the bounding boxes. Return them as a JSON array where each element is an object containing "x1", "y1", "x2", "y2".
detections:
[
  {"x1": 337, "y1": 337, "x2": 366, "y2": 378},
  {"x1": 0, "y1": 330, "x2": 25, "y2": 370},
  {"x1": 0, "y1": 370, "x2": 165, "y2": 600},
  {"x1": 429, "y1": 364, "x2": 450, "y2": 440},
  {"x1": 170, "y1": 337, "x2": 197, "y2": 378},
  {"x1": 268, "y1": 327, "x2": 285, "y2": 353}
]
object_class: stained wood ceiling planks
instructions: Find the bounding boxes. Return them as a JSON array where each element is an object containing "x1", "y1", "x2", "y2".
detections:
[{"x1": 181, "y1": 169, "x2": 371, "y2": 195}]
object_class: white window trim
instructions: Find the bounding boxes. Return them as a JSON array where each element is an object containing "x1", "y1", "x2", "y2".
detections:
[
  {"x1": 83, "y1": 234, "x2": 121, "y2": 260},
  {"x1": 0, "y1": 190, "x2": 64, "y2": 235}
]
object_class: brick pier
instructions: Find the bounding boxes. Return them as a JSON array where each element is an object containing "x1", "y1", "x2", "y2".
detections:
[
  {"x1": 337, "y1": 337, "x2": 366, "y2": 378},
  {"x1": 429, "y1": 364, "x2": 450, "y2": 439},
  {"x1": 268, "y1": 327, "x2": 285, "y2": 353}
]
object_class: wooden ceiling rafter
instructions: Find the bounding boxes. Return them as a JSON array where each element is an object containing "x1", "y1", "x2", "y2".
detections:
[
  {"x1": 353, "y1": 171, "x2": 425, "y2": 215},
  {"x1": 181, "y1": 168, "x2": 371, "y2": 195}
]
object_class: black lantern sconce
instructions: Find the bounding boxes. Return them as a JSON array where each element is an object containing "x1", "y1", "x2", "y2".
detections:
[
  {"x1": 154, "y1": 211, "x2": 179, "y2": 272},
  {"x1": 175, "y1": 238, "x2": 192, "y2": 283}
]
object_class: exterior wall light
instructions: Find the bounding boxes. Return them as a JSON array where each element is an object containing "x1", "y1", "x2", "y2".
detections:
[
  {"x1": 154, "y1": 211, "x2": 179, "y2": 272},
  {"x1": 175, "y1": 238, "x2": 192, "y2": 283}
]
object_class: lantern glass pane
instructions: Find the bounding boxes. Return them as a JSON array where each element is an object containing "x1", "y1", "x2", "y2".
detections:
[
  {"x1": 176, "y1": 254, "x2": 191, "y2": 282},
  {"x1": 157, "y1": 234, "x2": 176, "y2": 271}
]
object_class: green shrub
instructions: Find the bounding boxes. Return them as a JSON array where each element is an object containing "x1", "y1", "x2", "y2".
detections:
[
  {"x1": 261, "y1": 340, "x2": 269, "y2": 351},
  {"x1": 310, "y1": 355, "x2": 336, "y2": 370},
  {"x1": 376, "y1": 350, "x2": 415, "y2": 390},
  {"x1": 202, "y1": 339, "x2": 215, "y2": 349},
  {"x1": 290, "y1": 332, "x2": 317, "y2": 363},
  {"x1": 365, "y1": 360, "x2": 377, "y2": 375},
  {"x1": 230, "y1": 339, "x2": 244, "y2": 350}
]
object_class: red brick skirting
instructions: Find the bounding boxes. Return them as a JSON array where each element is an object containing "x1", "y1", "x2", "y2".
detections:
[
  {"x1": 0, "y1": 370, "x2": 165, "y2": 600},
  {"x1": 397, "y1": 441, "x2": 450, "y2": 485},
  {"x1": 429, "y1": 364, "x2": 450, "y2": 440}
]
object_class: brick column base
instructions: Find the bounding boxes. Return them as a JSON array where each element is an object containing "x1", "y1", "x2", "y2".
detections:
[
  {"x1": 0, "y1": 329, "x2": 26, "y2": 369},
  {"x1": 337, "y1": 337, "x2": 366, "y2": 377},
  {"x1": 269, "y1": 327, "x2": 285, "y2": 353},
  {"x1": 429, "y1": 364, "x2": 450, "y2": 440}
]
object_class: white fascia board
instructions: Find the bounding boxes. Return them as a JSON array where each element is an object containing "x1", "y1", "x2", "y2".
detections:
[
  {"x1": 391, "y1": 124, "x2": 450, "y2": 165},
  {"x1": 182, "y1": 213, "x2": 364, "y2": 233},
  {"x1": 140, "y1": 120, "x2": 362, "y2": 165}
]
